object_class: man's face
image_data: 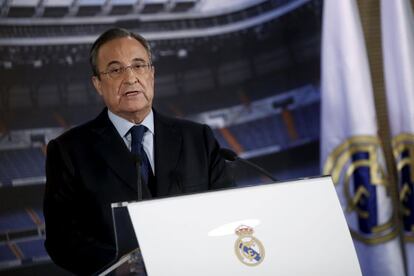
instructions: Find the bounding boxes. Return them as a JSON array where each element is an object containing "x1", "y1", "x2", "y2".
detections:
[{"x1": 92, "y1": 36, "x2": 154, "y2": 122}]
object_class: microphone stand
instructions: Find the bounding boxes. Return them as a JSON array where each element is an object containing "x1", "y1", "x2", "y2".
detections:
[
  {"x1": 132, "y1": 155, "x2": 142, "y2": 201},
  {"x1": 235, "y1": 157, "x2": 277, "y2": 182},
  {"x1": 219, "y1": 148, "x2": 278, "y2": 182}
]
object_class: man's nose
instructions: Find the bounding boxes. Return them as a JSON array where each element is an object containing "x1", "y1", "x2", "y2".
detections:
[{"x1": 123, "y1": 66, "x2": 138, "y2": 84}]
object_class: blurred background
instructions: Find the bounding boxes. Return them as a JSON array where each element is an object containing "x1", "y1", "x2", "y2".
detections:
[
  {"x1": 0, "y1": 1, "x2": 322, "y2": 273},
  {"x1": 6, "y1": 0, "x2": 412, "y2": 275}
]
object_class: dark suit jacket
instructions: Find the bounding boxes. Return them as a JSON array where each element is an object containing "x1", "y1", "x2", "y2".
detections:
[{"x1": 43, "y1": 109, "x2": 233, "y2": 275}]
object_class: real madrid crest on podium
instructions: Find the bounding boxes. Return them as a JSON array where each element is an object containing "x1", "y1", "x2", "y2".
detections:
[{"x1": 234, "y1": 225, "x2": 265, "y2": 266}]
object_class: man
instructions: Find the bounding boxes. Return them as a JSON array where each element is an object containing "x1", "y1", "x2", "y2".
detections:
[{"x1": 43, "y1": 28, "x2": 233, "y2": 275}]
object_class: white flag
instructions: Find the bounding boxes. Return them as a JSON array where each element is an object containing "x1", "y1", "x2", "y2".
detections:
[
  {"x1": 381, "y1": 0, "x2": 414, "y2": 275},
  {"x1": 321, "y1": 0, "x2": 405, "y2": 275}
]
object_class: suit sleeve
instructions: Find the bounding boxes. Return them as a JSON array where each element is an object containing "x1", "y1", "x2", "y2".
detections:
[
  {"x1": 43, "y1": 139, "x2": 115, "y2": 275},
  {"x1": 202, "y1": 125, "x2": 235, "y2": 190}
]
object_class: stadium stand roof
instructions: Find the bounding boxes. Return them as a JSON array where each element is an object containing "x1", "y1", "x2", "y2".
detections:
[{"x1": 0, "y1": 0, "x2": 312, "y2": 45}]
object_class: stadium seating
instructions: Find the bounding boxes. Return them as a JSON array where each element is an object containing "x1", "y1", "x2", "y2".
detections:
[
  {"x1": 43, "y1": 0, "x2": 72, "y2": 18},
  {"x1": 0, "y1": 148, "x2": 45, "y2": 186},
  {"x1": 7, "y1": 0, "x2": 39, "y2": 18},
  {"x1": 109, "y1": 0, "x2": 136, "y2": 15},
  {"x1": 171, "y1": 0, "x2": 198, "y2": 12},
  {"x1": 221, "y1": 105, "x2": 319, "y2": 153},
  {"x1": 2, "y1": 0, "x2": 200, "y2": 18},
  {"x1": 141, "y1": 0, "x2": 168, "y2": 13},
  {"x1": 0, "y1": 243, "x2": 19, "y2": 268},
  {"x1": 0, "y1": 0, "x2": 323, "y2": 272},
  {"x1": 76, "y1": 0, "x2": 105, "y2": 16},
  {"x1": 0, "y1": 97, "x2": 319, "y2": 188},
  {"x1": 291, "y1": 102, "x2": 320, "y2": 140},
  {"x1": 0, "y1": 238, "x2": 49, "y2": 269},
  {"x1": 0, "y1": 207, "x2": 46, "y2": 268},
  {"x1": 212, "y1": 129, "x2": 231, "y2": 150},
  {"x1": 17, "y1": 238, "x2": 48, "y2": 261},
  {"x1": 0, "y1": 211, "x2": 38, "y2": 233}
]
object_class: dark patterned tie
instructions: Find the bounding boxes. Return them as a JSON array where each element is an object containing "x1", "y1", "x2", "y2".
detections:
[{"x1": 130, "y1": 125, "x2": 152, "y2": 188}]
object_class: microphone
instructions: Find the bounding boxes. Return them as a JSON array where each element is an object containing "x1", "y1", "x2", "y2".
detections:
[
  {"x1": 219, "y1": 148, "x2": 278, "y2": 182},
  {"x1": 131, "y1": 154, "x2": 142, "y2": 201}
]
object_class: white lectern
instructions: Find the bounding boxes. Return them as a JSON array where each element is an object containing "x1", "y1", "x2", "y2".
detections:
[{"x1": 103, "y1": 177, "x2": 362, "y2": 276}]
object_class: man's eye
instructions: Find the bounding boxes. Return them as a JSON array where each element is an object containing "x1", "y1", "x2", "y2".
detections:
[
  {"x1": 109, "y1": 68, "x2": 122, "y2": 74},
  {"x1": 133, "y1": 64, "x2": 144, "y2": 69}
]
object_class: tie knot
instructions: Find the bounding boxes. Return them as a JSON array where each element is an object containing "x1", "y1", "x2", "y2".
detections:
[{"x1": 130, "y1": 125, "x2": 147, "y2": 144}]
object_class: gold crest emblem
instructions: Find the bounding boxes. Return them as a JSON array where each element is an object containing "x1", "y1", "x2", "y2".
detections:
[
  {"x1": 392, "y1": 133, "x2": 414, "y2": 242},
  {"x1": 234, "y1": 225, "x2": 265, "y2": 266},
  {"x1": 323, "y1": 136, "x2": 398, "y2": 244}
]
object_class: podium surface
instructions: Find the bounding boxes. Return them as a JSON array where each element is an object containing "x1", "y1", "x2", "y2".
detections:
[{"x1": 123, "y1": 177, "x2": 361, "y2": 276}]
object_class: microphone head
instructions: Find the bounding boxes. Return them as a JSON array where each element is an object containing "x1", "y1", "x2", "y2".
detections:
[{"x1": 219, "y1": 148, "x2": 238, "y2": 162}]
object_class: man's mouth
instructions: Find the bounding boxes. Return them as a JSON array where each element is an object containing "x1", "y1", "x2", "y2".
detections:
[{"x1": 124, "y1": 90, "x2": 142, "y2": 96}]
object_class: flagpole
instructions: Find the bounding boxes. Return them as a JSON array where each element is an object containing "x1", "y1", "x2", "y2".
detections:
[{"x1": 356, "y1": 0, "x2": 408, "y2": 274}]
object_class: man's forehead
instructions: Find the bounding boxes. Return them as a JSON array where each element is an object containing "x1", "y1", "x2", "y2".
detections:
[{"x1": 98, "y1": 37, "x2": 149, "y2": 63}]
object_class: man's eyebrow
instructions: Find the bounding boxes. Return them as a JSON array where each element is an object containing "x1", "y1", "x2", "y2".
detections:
[
  {"x1": 132, "y1": 58, "x2": 148, "y2": 63},
  {"x1": 106, "y1": 61, "x2": 122, "y2": 68},
  {"x1": 105, "y1": 58, "x2": 147, "y2": 68}
]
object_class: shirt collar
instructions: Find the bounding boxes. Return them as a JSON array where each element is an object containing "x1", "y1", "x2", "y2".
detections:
[{"x1": 108, "y1": 109, "x2": 154, "y2": 138}]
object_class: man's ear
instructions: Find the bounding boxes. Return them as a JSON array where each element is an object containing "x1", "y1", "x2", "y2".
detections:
[{"x1": 92, "y1": 75, "x2": 103, "y2": 96}]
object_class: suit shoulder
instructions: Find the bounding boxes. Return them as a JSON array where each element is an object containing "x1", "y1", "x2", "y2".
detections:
[
  {"x1": 54, "y1": 121, "x2": 90, "y2": 140},
  {"x1": 50, "y1": 114, "x2": 101, "y2": 147},
  {"x1": 155, "y1": 112, "x2": 207, "y2": 131},
  {"x1": 52, "y1": 108, "x2": 109, "y2": 143}
]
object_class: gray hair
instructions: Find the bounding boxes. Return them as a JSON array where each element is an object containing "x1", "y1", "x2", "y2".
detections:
[{"x1": 89, "y1": 28, "x2": 152, "y2": 78}]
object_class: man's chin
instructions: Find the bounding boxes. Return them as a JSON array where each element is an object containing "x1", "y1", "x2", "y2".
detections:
[
  {"x1": 119, "y1": 101, "x2": 150, "y2": 112},
  {"x1": 114, "y1": 106, "x2": 151, "y2": 122}
]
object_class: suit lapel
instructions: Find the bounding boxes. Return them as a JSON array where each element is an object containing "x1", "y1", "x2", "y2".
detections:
[
  {"x1": 90, "y1": 109, "x2": 139, "y2": 194},
  {"x1": 154, "y1": 111, "x2": 182, "y2": 196}
]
